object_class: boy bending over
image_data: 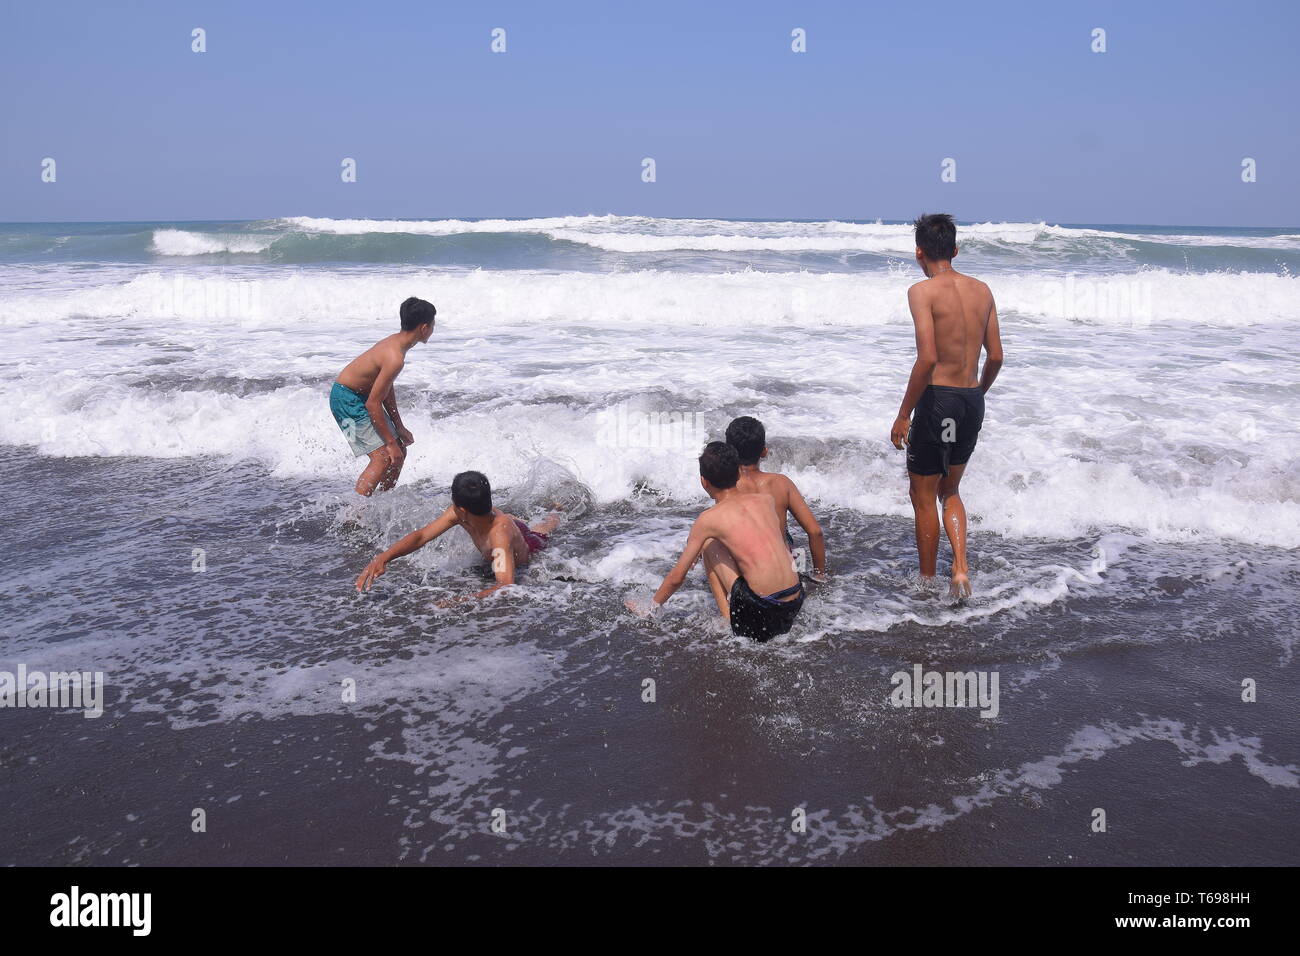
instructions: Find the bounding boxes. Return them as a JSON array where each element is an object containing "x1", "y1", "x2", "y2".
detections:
[{"x1": 330, "y1": 297, "x2": 436, "y2": 496}]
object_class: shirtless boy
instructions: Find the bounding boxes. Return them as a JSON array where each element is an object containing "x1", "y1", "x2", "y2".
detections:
[
  {"x1": 889, "y1": 214, "x2": 1004, "y2": 597},
  {"x1": 725, "y1": 416, "x2": 827, "y2": 579},
  {"x1": 330, "y1": 297, "x2": 436, "y2": 496},
  {"x1": 354, "y1": 471, "x2": 562, "y2": 604},
  {"x1": 628, "y1": 441, "x2": 804, "y2": 641}
]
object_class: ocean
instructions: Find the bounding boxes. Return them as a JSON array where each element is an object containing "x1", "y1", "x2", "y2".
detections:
[{"x1": 0, "y1": 216, "x2": 1296, "y2": 865}]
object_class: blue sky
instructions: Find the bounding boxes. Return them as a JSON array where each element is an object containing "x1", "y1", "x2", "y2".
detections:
[{"x1": 1, "y1": 0, "x2": 1296, "y2": 225}]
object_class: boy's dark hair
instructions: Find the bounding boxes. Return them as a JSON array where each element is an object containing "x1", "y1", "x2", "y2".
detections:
[
  {"x1": 400, "y1": 296, "x2": 437, "y2": 332},
  {"x1": 698, "y1": 441, "x2": 739, "y2": 489},
  {"x1": 451, "y1": 470, "x2": 492, "y2": 515},
  {"x1": 914, "y1": 213, "x2": 957, "y2": 261},
  {"x1": 725, "y1": 416, "x2": 766, "y2": 466}
]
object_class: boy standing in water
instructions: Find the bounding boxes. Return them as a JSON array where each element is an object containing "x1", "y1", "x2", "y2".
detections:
[
  {"x1": 355, "y1": 471, "x2": 562, "y2": 604},
  {"x1": 628, "y1": 442, "x2": 805, "y2": 641},
  {"x1": 330, "y1": 297, "x2": 436, "y2": 496},
  {"x1": 725, "y1": 415, "x2": 827, "y2": 580},
  {"x1": 890, "y1": 214, "x2": 1004, "y2": 597}
]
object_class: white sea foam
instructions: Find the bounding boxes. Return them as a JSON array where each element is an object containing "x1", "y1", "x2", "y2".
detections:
[
  {"x1": 274, "y1": 215, "x2": 1300, "y2": 254},
  {"x1": 3, "y1": 266, "x2": 1298, "y2": 327},
  {"x1": 3, "y1": 219, "x2": 1299, "y2": 552},
  {"x1": 151, "y1": 229, "x2": 275, "y2": 256},
  {"x1": 2, "y1": 268, "x2": 1298, "y2": 549}
]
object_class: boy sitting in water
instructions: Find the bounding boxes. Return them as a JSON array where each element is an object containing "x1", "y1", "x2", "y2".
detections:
[
  {"x1": 725, "y1": 415, "x2": 827, "y2": 580},
  {"x1": 627, "y1": 442, "x2": 805, "y2": 641},
  {"x1": 355, "y1": 470, "x2": 562, "y2": 604},
  {"x1": 330, "y1": 297, "x2": 436, "y2": 496}
]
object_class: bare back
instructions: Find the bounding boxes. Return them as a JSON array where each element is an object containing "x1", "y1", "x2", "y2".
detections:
[
  {"x1": 701, "y1": 492, "x2": 797, "y2": 596},
  {"x1": 735, "y1": 470, "x2": 791, "y2": 525},
  {"x1": 914, "y1": 273, "x2": 994, "y2": 388}
]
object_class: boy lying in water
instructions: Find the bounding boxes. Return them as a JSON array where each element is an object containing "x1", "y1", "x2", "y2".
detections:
[
  {"x1": 627, "y1": 441, "x2": 805, "y2": 641},
  {"x1": 355, "y1": 470, "x2": 561, "y2": 605}
]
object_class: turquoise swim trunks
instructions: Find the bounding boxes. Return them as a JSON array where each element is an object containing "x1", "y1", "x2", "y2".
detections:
[{"x1": 329, "y1": 382, "x2": 397, "y2": 458}]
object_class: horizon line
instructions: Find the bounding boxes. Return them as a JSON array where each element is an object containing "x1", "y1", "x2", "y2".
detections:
[{"x1": 2, "y1": 215, "x2": 1298, "y2": 230}]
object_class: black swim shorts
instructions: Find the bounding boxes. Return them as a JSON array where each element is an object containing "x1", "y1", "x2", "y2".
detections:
[
  {"x1": 729, "y1": 575, "x2": 805, "y2": 642},
  {"x1": 906, "y1": 385, "x2": 985, "y2": 477}
]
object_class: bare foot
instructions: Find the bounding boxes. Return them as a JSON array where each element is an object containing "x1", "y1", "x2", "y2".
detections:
[
  {"x1": 949, "y1": 573, "x2": 972, "y2": 599},
  {"x1": 915, "y1": 573, "x2": 941, "y2": 594}
]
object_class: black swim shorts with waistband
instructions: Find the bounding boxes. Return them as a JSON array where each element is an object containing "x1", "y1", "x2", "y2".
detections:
[
  {"x1": 729, "y1": 576, "x2": 805, "y2": 642},
  {"x1": 906, "y1": 384, "x2": 986, "y2": 477}
]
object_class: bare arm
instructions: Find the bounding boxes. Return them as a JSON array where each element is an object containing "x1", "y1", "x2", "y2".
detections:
[
  {"x1": 383, "y1": 385, "x2": 416, "y2": 443},
  {"x1": 365, "y1": 351, "x2": 404, "y2": 449},
  {"x1": 785, "y1": 479, "x2": 826, "y2": 575},
  {"x1": 355, "y1": 506, "x2": 457, "y2": 591},
  {"x1": 650, "y1": 515, "x2": 713, "y2": 608},
  {"x1": 382, "y1": 386, "x2": 402, "y2": 426},
  {"x1": 891, "y1": 284, "x2": 939, "y2": 449},
  {"x1": 980, "y1": 298, "x2": 1004, "y2": 394}
]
